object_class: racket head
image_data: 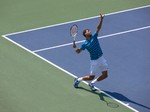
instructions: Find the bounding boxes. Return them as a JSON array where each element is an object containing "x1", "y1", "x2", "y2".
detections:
[{"x1": 70, "y1": 24, "x2": 78, "y2": 39}]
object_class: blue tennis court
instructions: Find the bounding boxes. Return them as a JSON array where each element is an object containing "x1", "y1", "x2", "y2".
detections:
[{"x1": 3, "y1": 6, "x2": 150, "y2": 112}]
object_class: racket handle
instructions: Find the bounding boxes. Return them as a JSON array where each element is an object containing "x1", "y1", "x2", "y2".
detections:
[{"x1": 73, "y1": 41, "x2": 76, "y2": 48}]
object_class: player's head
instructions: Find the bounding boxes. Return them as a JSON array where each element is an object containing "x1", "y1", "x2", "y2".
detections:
[{"x1": 83, "y1": 29, "x2": 92, "y2": 37}]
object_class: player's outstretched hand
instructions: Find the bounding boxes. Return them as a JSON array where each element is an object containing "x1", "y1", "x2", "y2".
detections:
[{"x1": 100, "y1": 13, "x2": 105, "y2": 19}]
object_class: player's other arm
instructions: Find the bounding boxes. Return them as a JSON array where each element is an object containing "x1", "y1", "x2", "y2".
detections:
[
  {"x1": 96, "y1": 13, "x2": 105, "y2": 33},
  {"x1": 76, "y1": 44, "x2": 85, "y2": 54}
]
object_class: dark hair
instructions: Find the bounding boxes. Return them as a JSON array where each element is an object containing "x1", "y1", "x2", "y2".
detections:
[{"x1": 83, "y1": 29, "x2": 89, "y2": 37}]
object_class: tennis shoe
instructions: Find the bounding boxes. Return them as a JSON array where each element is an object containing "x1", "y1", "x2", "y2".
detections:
[
  {"x1": 89, "y1": 83, "x2": 97, "y2": 91},
  {"x1": 74, "y1": 78, "x2": 80, "y2": 88}
]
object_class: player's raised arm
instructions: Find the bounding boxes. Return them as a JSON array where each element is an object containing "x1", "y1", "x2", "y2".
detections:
[{"x1": 96, "y1": 13, "x2": 105, "y2": 33}]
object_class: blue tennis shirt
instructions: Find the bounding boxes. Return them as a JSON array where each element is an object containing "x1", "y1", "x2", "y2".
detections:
[{"x1": 80, "y1": 32, "x2": 103, "y2": 60}]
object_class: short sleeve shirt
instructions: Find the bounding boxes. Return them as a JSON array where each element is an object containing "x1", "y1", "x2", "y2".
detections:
[{"x1": 80, "y1": 32, "x2": 103, "y2": 60}]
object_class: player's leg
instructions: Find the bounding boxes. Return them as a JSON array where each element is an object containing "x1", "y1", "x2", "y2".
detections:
[
  {"x1": 88, "y1": 60, "x2": 99, "y2": 91},
  {"x1": 74, "y1": 60, "x2": 97, "y2": 88},
  {"x1": 74, "y1": 75, "x2": 95, "y2": 88},
  {"x1": 82, "y1": 75, "x2": 95, "y2": 80},
  {"x1": 97, "y1": 70, "x2": 108, "y2": 81},
  {"x1": 98, "y1": 56, "x2": 108, "y2": 81},
  {"x1": 90, "y1": 56, "x2": 108, "y2": 90},
  {"x1": 91, "y1": 70, "x2": 108, "y2": 84}
]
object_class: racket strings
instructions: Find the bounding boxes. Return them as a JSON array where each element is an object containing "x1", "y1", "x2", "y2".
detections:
[{"x1": 71, "y1": 25, "x2": 78, "y2": 37}]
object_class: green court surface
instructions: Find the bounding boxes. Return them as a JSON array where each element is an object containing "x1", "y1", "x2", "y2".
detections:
[{"x1": 0, "y1": 0, "x2": 149, "y2": 112}]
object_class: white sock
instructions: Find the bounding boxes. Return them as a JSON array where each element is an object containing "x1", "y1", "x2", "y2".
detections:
[
  {"x1": 91, "y1": 78, "x2": 97, "y2": 84},
  {"x1": 77, "y1": 77, "x2": 83, "y2": 81}
]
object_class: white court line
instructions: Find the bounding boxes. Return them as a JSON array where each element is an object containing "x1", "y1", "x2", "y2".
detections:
[
  {"x1": 33, "y1": 26, "x2": 150, "y2": 53},
  {"x1": 3, "y1": 5, "x2": 150, "y2": 37},
  {"x1": 3, "y1": 6, "x2": 150, "y2": 112}
]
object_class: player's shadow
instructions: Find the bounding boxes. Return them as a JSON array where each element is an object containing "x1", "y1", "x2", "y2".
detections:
[
  {"x1": 76, "y1": 87, "x2": 150, "y2": 110},
  {"x1": 103, "y1": 90, "x2": 150, "y2": 110},
  {"x1": 76, "y1": 87, "x2": 119, "y2": 108}
]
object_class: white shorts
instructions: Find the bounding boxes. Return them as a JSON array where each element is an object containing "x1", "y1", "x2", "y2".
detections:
[{"x1": 90, "y1": 56, "x2": 108, "y2": 76}]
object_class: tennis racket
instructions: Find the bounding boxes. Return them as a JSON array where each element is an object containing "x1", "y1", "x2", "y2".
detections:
[{"x1": 70, "y1": 24, "x2": 78, "y2": 48}]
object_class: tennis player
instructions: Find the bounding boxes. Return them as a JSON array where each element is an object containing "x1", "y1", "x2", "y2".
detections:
[{"x1": 74, "y1": 13, "x2": 108, "y2": 91}]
